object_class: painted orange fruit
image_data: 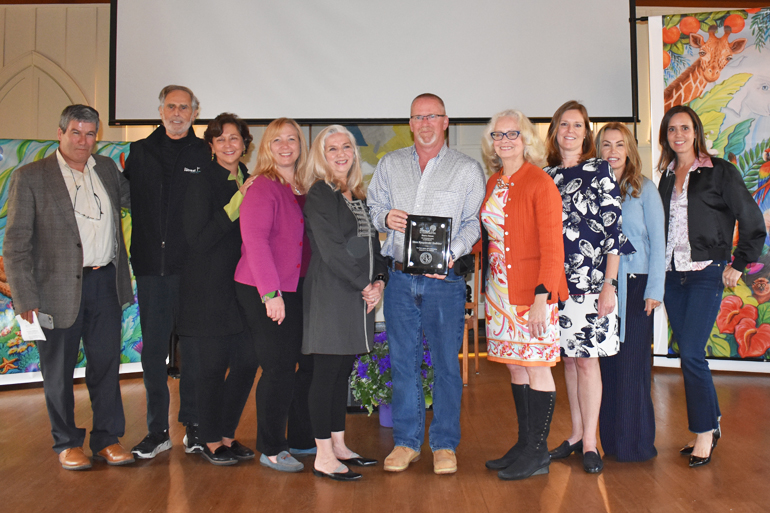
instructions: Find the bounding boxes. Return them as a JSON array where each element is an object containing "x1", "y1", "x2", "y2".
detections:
[
  {"x1": 724, "y1": 14, "x2": 745, "y2": 33},
  {"x1": 663, "y1": 51, "x2": 671, "y2": 69},
  {"x1": 662, "y1": 26, "x2": 681, "y2": 44},
  {"x1": 679, "y1": 16, "x2": 700, "y2": 36}
]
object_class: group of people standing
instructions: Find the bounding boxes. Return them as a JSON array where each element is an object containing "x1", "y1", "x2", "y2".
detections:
[
  {"x1": 482, "y1": 100, "x2": 764, "y2": 481},
  {"x1": 5, "y1": 87, "x2": 764, "y2": 482}
]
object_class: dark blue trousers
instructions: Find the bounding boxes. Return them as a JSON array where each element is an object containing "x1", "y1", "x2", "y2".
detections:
[
  {"x1": 600, "y1": 274, "x2": 657, "y2": 461},
  {"x1": 664, "y1": 263, "x2": 724, "y2": 433},
  {"x1": 38, "y1": 264, "x2": 125, "y2": 454}
]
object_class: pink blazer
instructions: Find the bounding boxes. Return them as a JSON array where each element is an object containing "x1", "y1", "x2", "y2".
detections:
[{"x1": 235, "y1": 175, "x2": 308, "y2": 295}]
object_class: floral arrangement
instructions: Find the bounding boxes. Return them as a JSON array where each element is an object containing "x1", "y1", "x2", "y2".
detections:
[{"x1": 350, "y1": 330, "x2": 434, "y2": 415}]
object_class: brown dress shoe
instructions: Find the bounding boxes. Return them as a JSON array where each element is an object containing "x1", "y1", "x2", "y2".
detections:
[
  {"x1": 59, "y1": 447, "x2": 92, "y2": 471},
  {"x1": 433, "y1": 449, "x2": 457, "y2": 474},
  {"x1": 94, "y1": 443, "x2": 135, "y2": 466},
  {"x1": 383, "y1": 446, "x2": 420, "y2": 472}
]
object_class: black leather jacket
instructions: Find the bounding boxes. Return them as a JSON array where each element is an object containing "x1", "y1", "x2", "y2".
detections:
[{"x1": 658, "y1": 157, "x2": 765, "y2": 272}]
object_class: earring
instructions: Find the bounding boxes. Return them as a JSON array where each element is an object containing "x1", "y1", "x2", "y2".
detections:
[
  {"x1": 242, "y1": 150, "x2": 247, "y2": 157},
  {"x1": 211, "y1": 153, "x2": 215, "y2": 161}
]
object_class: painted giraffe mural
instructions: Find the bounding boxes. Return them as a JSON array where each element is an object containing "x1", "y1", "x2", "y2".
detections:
[{"x1": 664, "y1": 25, "x2": 747, "y2": 111}]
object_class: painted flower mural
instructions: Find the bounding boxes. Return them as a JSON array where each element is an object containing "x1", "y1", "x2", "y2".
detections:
[{"x1": 0, "y1": 139, "x2": 142, "y2": 379}]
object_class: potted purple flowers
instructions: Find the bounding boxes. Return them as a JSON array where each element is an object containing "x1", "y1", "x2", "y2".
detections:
[{"x1": 350, "y1": 330, "x2": 434, "y2": 426}]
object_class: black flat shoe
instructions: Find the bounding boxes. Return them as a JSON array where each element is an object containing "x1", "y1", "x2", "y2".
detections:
[
  {"x1": 201, "y1": 445, "x2": 238, "y2": 466},
  {"x1": 227, "y1": 440, "x2": 255, "y2": 461},
  {"x1": 312, "y1": 465, "x2": 362, "y2": 481},
  {"x1": 689, "y1": 432, "x2": 719, "y2": 468},
  {"x1": 339, "y1": 456, "x2": 378, "y2": 467},
  {"x1": 583, "y1": 451, "x2": 603, "y2": 474},
  {"x1": 549, "y1": 440, "x2": 583, "y2": 459}
]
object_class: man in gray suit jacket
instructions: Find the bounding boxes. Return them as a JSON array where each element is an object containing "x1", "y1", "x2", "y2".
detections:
[{"x1": 4, "y1": 105, "x2": 135, "y2": 470}]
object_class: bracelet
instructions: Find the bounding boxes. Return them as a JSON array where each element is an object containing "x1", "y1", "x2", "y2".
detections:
[
  {"x1": 604, "y1": 278, "x2": 618, "y2": 288},
  {"x1": 261, "y1": 290, "x2": 282, "y2": 303},
  {"x1": 384, "y1": 212, "x2": 390, "y2": 228}
]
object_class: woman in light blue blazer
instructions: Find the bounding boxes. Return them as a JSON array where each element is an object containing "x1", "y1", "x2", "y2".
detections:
[{"x1": 596, "y1": 123, "x2": 665, "y2": 462}]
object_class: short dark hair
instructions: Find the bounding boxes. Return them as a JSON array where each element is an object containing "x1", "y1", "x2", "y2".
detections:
[
  {"x1": 159, "y1": 84, "x2": 200, "y2": 112},
  {"x1": 657, "y1": 105, "x2": 709, "y2": 171},
  {"x1": 545, "y1": 100, "x2": 595, "y2": 167},
  {"x1": 204, "y1": 112, "x2": 253, "y2": 150},
  {"x1": 59, "y1": 105, "x2": 100, "y2": 133}
]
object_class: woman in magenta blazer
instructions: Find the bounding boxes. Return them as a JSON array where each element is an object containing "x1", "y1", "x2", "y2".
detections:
[{"x1": 235, "y1": 118, "x2": 314, "y2": 472}]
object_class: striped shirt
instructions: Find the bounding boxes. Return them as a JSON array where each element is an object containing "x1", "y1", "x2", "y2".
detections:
[{"x1": 367, "y1": 144, "x2": 486, "y2": 261}]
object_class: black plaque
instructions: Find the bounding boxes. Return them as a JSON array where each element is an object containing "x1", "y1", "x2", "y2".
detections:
[{"x1": 403, "y1": 215, "x2": 452, "y2": 275}]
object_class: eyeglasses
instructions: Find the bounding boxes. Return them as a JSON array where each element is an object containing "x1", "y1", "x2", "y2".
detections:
[
  {"x1": 68, "y1": 165, "x2": 103, "y2": 221},
  {"x1": 490, "y1": 131, "x2": 521, "y2": 141},
  {"x1": 410, "y1": 114, "x2": 446, "y2": 121}
]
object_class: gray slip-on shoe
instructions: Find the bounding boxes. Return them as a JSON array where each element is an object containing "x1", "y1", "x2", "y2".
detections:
[{"x1": 259, "y1": 451, "x2": 304, "y2": 472}]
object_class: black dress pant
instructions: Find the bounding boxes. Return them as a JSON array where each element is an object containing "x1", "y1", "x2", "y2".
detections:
[
  {"x1": 308, "y1": 354, "x2": 356, "y2": 440},
  {"x1": 236, "y1": 281, "x2": 313, "y2": 455},
  {"x1": 136, "y1": 274, "x2": 198, "y2": 432},
  {"x1": 186, "y1": 331, "x2": 259, "y2": 443},
  {"x1": 38, "y1": 264, "x2": 125, "y2": 454}
]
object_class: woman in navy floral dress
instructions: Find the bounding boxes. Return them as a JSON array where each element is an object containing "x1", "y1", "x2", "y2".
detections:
[{"x1": 544, "y1": 101, "x2": 631, "y2": 474}]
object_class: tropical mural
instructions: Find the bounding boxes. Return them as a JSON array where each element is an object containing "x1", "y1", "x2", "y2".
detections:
[
  {"x1": 662, "y1": 8, "x2": 770, "y2": 360},
  {"x1": 0, "y1": 140, "x2": 142, "y2": 379}
]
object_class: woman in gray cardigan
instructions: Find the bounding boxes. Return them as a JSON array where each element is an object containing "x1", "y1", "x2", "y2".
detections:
[
  {"x1": 302, "y1": 125, "x2": 388, "y2": 481},
  {"x1": 595, "y1": 123, "x2": 665, "y2": 462}
]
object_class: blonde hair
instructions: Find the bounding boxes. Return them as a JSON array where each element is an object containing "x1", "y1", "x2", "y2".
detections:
[
  {"x1": 595, "y1": 123, "x2": 642, "y2": 200},
  {"x1": 545, "y1": 100, "x2": 595, "y2": 167},
  {"x1": 254, "y1": 118, "x2": 308, "y2": 192},
  {"x1": 305, "y1": 125, "x2": 366, "y2": 198},
  {"x1": 481, "y1": 109, "x2": 546, "y2": 172}
]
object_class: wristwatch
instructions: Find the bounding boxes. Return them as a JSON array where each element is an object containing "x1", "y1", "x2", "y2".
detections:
[{"x1": 604, "y1": 278, "x2": 618, "y2": 288}]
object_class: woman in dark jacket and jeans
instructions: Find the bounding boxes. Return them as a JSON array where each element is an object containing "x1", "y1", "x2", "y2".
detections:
[
  {"x1": 657, "y1": 105, "x2": 765, "y2": 468},
  {"x1": 178, "y1": 113, "x2": 259, "y2": 465},
  {"x1": 302, "y1": 125, "x2": 388, "y2": 481}
]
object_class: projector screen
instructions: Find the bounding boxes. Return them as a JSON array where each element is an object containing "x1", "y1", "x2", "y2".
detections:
[{"x1": 110, "y1": 0, "x2": 635, "y2": 124}]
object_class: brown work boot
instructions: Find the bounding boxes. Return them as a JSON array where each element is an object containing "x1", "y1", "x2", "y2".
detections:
[
  {"x1": 383, "y1": 446, "x2": 420, "y2": 472},
  {"x1": 58, "y1": 447, "x2": 92, "y2": 470},
  {"x1": 433, "y1": 449, "x2": 457, "y2": 474},
  {"x1": 94, "y1": 443, "x2": 135, "y2": 466}
]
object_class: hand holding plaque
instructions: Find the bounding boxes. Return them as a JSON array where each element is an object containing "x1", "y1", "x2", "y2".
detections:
[{"x1": 403, "y1": 215, "x2": 452, "y2": 275}]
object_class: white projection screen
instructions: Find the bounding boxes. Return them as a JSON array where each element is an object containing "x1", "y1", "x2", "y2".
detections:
[{"x1": 110, "y1": 0, "x2": 636, "y2": 124}]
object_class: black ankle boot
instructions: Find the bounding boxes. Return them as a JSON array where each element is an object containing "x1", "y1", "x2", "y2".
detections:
[
  {"x1": 498, "y1": 389, "x2": 555, "y2": 480},
  {"x1": 486, "y1": 384, "x2": 529, "y2": 470}
]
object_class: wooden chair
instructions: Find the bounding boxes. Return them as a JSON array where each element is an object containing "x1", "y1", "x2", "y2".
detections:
[{"x1": 462, "y1": 249, "x2": 482, "y2": 385}]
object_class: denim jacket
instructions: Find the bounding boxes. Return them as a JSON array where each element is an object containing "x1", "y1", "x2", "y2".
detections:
[{"x1": 618, "y1": 177, "x2": 666, "y2": 342}]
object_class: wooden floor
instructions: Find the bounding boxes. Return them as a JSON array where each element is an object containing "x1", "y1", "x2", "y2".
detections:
[{"x1": 1, "y1": 359, "x2": 769, "y2": 513}]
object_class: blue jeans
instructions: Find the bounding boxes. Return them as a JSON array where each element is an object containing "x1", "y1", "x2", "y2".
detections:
[
  {"x1": 384, "y1": 267, "x2": 466, "y2": 452},
  {"x1": 665, "y1": 263, "x2": 724, "y2": 433}
]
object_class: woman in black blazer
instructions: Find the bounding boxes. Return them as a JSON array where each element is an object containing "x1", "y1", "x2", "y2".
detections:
[
  {"x1": 177, "y1": 113, "x2": 259, "y2": 465},
  {"x1": 302, "y1": 125, "x2": 388, "y2": 481}
]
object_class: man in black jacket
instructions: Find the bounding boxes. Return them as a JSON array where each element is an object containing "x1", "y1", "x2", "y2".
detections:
[{"x1": 125, "y1": 85, "x2": 210, "y2": 459}]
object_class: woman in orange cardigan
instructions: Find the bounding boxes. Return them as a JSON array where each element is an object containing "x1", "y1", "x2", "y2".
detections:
[{"x1": 480, "y1": 109, "x2": 568, "y2": 481}]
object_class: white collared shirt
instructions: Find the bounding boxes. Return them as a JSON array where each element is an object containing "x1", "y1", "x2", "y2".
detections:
[{"x1": 56, "y1": 150, "x2": 116, "y2": 267}]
